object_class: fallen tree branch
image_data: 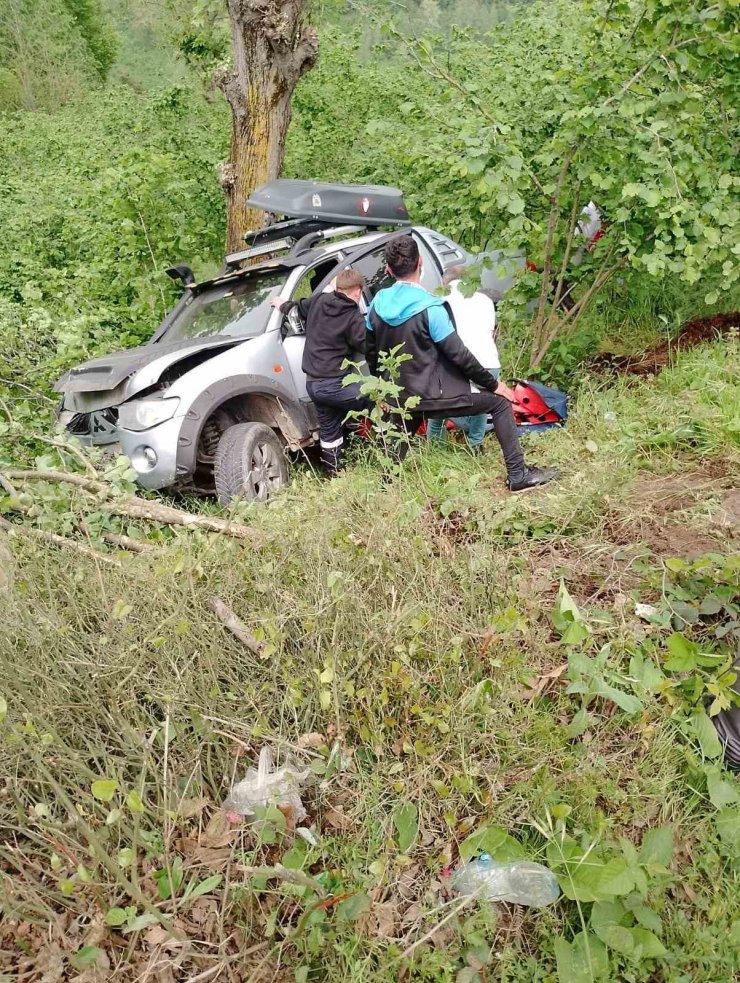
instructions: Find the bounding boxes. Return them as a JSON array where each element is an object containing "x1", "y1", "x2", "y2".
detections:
[
  {"x1": 0, "y1": 517, "x2": 122, "y2": 567},
  {"x1": 108, "y1": 499, "x2": 258, "y2": 542},
  {"x1": 209, "y1": 597, "x2": 266, "y2": 657},
  {"x1": 5, "y1": 470, "x2": 258, "y2": 542},
  {"x1": 77, "y1": 519, "x2": 152, "y2": 554},
  {"x1": 0, "y1": 472, "x2": 19, "y2": 497},
  {"x1": 5, "y1": 469, "x2": 103, "y2": 493}
]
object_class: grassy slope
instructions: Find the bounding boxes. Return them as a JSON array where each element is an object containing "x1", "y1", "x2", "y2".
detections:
[{"x1": 1, "y1": 341, "x2": 738, "y2": 981}]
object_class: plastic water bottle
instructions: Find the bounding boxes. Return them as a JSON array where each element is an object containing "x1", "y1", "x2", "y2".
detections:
[{"x1": 451, "y1": 854, "x2": 560, "y2": 907}]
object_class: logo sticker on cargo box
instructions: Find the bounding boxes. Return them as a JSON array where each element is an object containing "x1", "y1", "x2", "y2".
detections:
[{"x1": 312, "y1": 194, "x2": 322, "y2": 208}]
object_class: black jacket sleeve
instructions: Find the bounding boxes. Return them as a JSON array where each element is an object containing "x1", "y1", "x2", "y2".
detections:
[
  {"x1": 279, "y1": 295, "x2": 314, "y2": 320},
  {"x1": 345, "y1": 310, "x2": 367, "y2": 355},
  {"x1": 436, "y1": 331, "x2": 498, "y2": 392}
]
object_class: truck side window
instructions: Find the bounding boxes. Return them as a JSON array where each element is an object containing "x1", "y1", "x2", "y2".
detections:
[
  {"x1": 349, "y1": 247, "x2": 393, "y2": 298},
  {"x1": 351, "y1": 238, "x2": 442, "y2": 298}
]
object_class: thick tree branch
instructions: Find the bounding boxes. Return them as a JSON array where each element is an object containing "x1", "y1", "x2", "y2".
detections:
[
  {"x1": 0, "y1": 517, "x2": 123, "y2": 568},
  {"x1": 209, "y1": 597, "x2": 266, "y2": 657},
  {"x1": 4, "y1": 470, "x2": 259, "y2": 542}
]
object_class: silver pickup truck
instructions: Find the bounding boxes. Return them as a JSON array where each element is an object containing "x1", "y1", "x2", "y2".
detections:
[{"x1": 55, "y1": 180, "x2": 520, "y2": 502}]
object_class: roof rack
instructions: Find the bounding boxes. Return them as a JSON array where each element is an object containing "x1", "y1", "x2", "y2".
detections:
[
  {"x1": 243, "y1": 217, "x2": 336, "y2": 249},
  {"x1": 289, "y1": 224, "x2": 373, "y2": 256},
  {"x1": 225, "y1": 221, "x2": 377, "y2": 271}
]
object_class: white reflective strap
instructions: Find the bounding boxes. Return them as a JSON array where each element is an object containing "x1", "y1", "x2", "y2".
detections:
[{"x1": 320, "y1": 436, "x2": 344, "y2": 450}]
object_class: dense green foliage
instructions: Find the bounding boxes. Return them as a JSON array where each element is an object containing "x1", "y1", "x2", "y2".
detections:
[
  {"x1": 289, "y1": 0, "x2": 739, "y2": 365},
  {"x1": 0, "y1": 85, "x2": 227, "y2": 396},
  {"x1": 0, "y1": 0, "x2": 117, "y2": 110}
]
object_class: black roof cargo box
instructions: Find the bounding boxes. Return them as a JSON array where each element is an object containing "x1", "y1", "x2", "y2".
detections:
[{"x1": 247, "y1": 179, "x2": 411, "y2": 228}]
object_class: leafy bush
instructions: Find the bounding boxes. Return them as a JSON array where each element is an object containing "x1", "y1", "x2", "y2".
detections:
[{"x1": 0, "y1": 83, "x2": 228, "y2": 400}]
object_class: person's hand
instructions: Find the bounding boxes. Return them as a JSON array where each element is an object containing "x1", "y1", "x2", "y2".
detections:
[
  {"x1": 270, "y1": 296, "x2": 287, "y2": 310},
  {"x1": 495, "y1": 382, "x2": 517, "y2": 403}
]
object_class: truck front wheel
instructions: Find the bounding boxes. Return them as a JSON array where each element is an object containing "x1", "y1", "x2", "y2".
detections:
[{"x1": 213, "y1": 422, "x2": 288, "y2": 505}]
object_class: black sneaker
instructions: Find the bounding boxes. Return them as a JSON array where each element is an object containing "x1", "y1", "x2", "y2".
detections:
[{"x1": 507, "y1": 466, "x2": 560, "y2": 493}]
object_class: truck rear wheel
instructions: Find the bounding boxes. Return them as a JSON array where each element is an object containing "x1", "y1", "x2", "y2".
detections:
[{"x1": 213, "y1": 422, "x2": 287, "y2": 505}]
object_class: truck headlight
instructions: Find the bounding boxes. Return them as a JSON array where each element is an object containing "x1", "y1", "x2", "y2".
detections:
[{"x1": 119, "y1": 397, "x2": 180, "y2": 431}]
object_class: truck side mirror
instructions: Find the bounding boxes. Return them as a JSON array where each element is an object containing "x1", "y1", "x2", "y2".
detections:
[{"x1": 165, "y1": 264, "x2": 195, "y2": 288}]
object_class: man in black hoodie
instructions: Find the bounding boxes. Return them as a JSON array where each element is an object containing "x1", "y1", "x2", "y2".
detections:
[{"x1": 271, "y1": 270, "x2": 370, "y2": 475}]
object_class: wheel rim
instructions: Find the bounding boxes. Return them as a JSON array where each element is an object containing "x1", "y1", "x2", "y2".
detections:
[{"x1": 247, "y1": 442, "x2": 283, "y2": 499}]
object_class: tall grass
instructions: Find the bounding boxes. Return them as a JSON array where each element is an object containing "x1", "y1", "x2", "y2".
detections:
[{"x1": 1, "y1": 343, "x2": 739, "y2": 980}]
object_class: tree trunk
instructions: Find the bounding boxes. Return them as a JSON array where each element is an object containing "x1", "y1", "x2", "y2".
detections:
[{"x1": 218, "y1": 0, "x2": 319, "y2": 252}]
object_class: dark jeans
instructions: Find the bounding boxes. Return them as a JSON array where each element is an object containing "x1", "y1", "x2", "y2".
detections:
[
  {"x1": 306, "y1": 377, "x2": 372, "y2": 475},
  {"x1": 391, "y1": 392, "x2": 526, "y2": 477}
]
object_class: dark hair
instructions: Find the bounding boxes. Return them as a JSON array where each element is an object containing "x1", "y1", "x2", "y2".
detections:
[
  {"x1": 385, "y1": 235, "x2": 419, "y2": 278},
  {"x1": 336, "y1": 269, "x2": 365, "y2": 293},
  {"x1": 442, "y1": 265, "x2": 467, "y2": 287}
]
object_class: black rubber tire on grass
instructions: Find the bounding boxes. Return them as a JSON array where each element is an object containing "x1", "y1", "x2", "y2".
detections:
[{"x1": 213, "y1": 422, "x2": 288, "y2": 505}]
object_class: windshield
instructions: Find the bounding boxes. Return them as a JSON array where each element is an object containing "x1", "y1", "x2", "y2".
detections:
[{"x1": 165, "y1": 270, "x2": 288, "y2": 342}]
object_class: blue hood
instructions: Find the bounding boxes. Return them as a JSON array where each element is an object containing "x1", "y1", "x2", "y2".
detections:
[{"x1": 370, "y1": 282, "x2": 446, "y2": 326}]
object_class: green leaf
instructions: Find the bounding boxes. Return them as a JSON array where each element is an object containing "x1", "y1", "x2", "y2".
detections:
[
  {"x1": 123, "y1": 912, "x2": 158, "y2": 933},
  {"x1": 628, "y1": 653, "x2": 665, "y2": 691},
  {"x1": 630, "y1": 927, "x2": 667, "y2": 958},
  {"x1": 664, "y1": 633, "x2": 698, "y2": 672},
  {"x1": 153, "y1": 856, "x2": 183, "y2": 900},
  {"x1": 565, "y1": 707, "x2": 591, "y2": 739},
  {"x1": 459, "y1": 825, "x2": 527, "y2": 862},
  {"x1": 554, "y1": 581, "x2": 583, "y2": 632},
  {"x1": 111, "y1": 599, "x2": 133, "y2": 620},
  {"x1": 71, "y1": 946, "x2": 104, "y2": 970},
  {"x1": 715, "y1": 808, "x2": 740, "y2": 846},
  {"x1": 126, "y1": 790, "x2": 145, "y2": 813},
  {"x1": 91, "y1": 779, "x2": 118, "y2": 802},
  {"x1": 689, "y1": 710, "x2": 723, "y2": 759},
  {"x1": 392, "y1": 802, "x2": 418, "y2": 853},
  {"x1": 597, "y1": 859, "x2": 636, "y2": 896},
  {"x1": 597, "y1": 922, "x2": 635, "y2": 955},
  {"x1": 104, "y1": 907, "x2": 128, "y2": 927},
  {"x1": 555, "y1": 931, "x2": 609, "y2": 982},
  {"x1": 593, "y1": 679, "x2": 643, "y2": 715},
  {"x1": 117, "y1": 848, "x2": 134, "y2": 868},
  {"x1": 633, "y1": 907, "x2": 662, "y2": 934},
  {"x1": 0, "y1": 695, "x2": 6, "y2": 723},
  {"x1": 336, "y1": 891, "x2": 371, "y2": 922},
  {"x1": 707, "y1": 770, "x2": 740, "y2": 809},
  {"x1": 638, "y1": 825, "x2": 674, "y2": 867},
  {"x1": 591, "y1": 900, "x2": 628, "y2": 934},
  {"x1": 561, "y1": 620, "x2": 590, "y2": 646},
  {"x1": 183, "y1": 873, "x2": 222, "y2": 903}
]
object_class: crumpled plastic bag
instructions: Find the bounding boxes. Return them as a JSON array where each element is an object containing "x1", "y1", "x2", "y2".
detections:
[{"x1": 223, "y1": 746, "x2": 310, "y2": 824}]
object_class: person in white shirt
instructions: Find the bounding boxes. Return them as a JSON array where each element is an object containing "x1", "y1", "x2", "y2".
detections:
[{"x1": 427, "y1": 267, "x2": 502, "y2": 451}]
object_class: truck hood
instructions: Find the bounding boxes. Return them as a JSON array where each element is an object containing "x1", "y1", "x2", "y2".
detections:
[{"x1": 55, "y1": 336, "x2": 245, "y2": 412}]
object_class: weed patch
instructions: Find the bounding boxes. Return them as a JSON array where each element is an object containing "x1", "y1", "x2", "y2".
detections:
[{"x1": 1, "y1": 347, "x2": 739, "y2": 981}]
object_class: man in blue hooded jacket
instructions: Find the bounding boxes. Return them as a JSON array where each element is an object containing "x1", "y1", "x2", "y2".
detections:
[{"x1": 366, "y1": 235, "x2": 559, "y2": 492}]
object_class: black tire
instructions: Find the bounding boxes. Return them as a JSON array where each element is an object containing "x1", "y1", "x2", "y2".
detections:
[{"x1": 213, "y1": 422, "x2": 288, "y2": 505}]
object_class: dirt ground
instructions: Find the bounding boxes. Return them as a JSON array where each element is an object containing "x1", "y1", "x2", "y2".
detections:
[
  {"x1": 528, "y1": 465, "x2": 738, "y2": 608},
  {"x1": 591, "y1": 311, "x2": 740, "y2": 376}
]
